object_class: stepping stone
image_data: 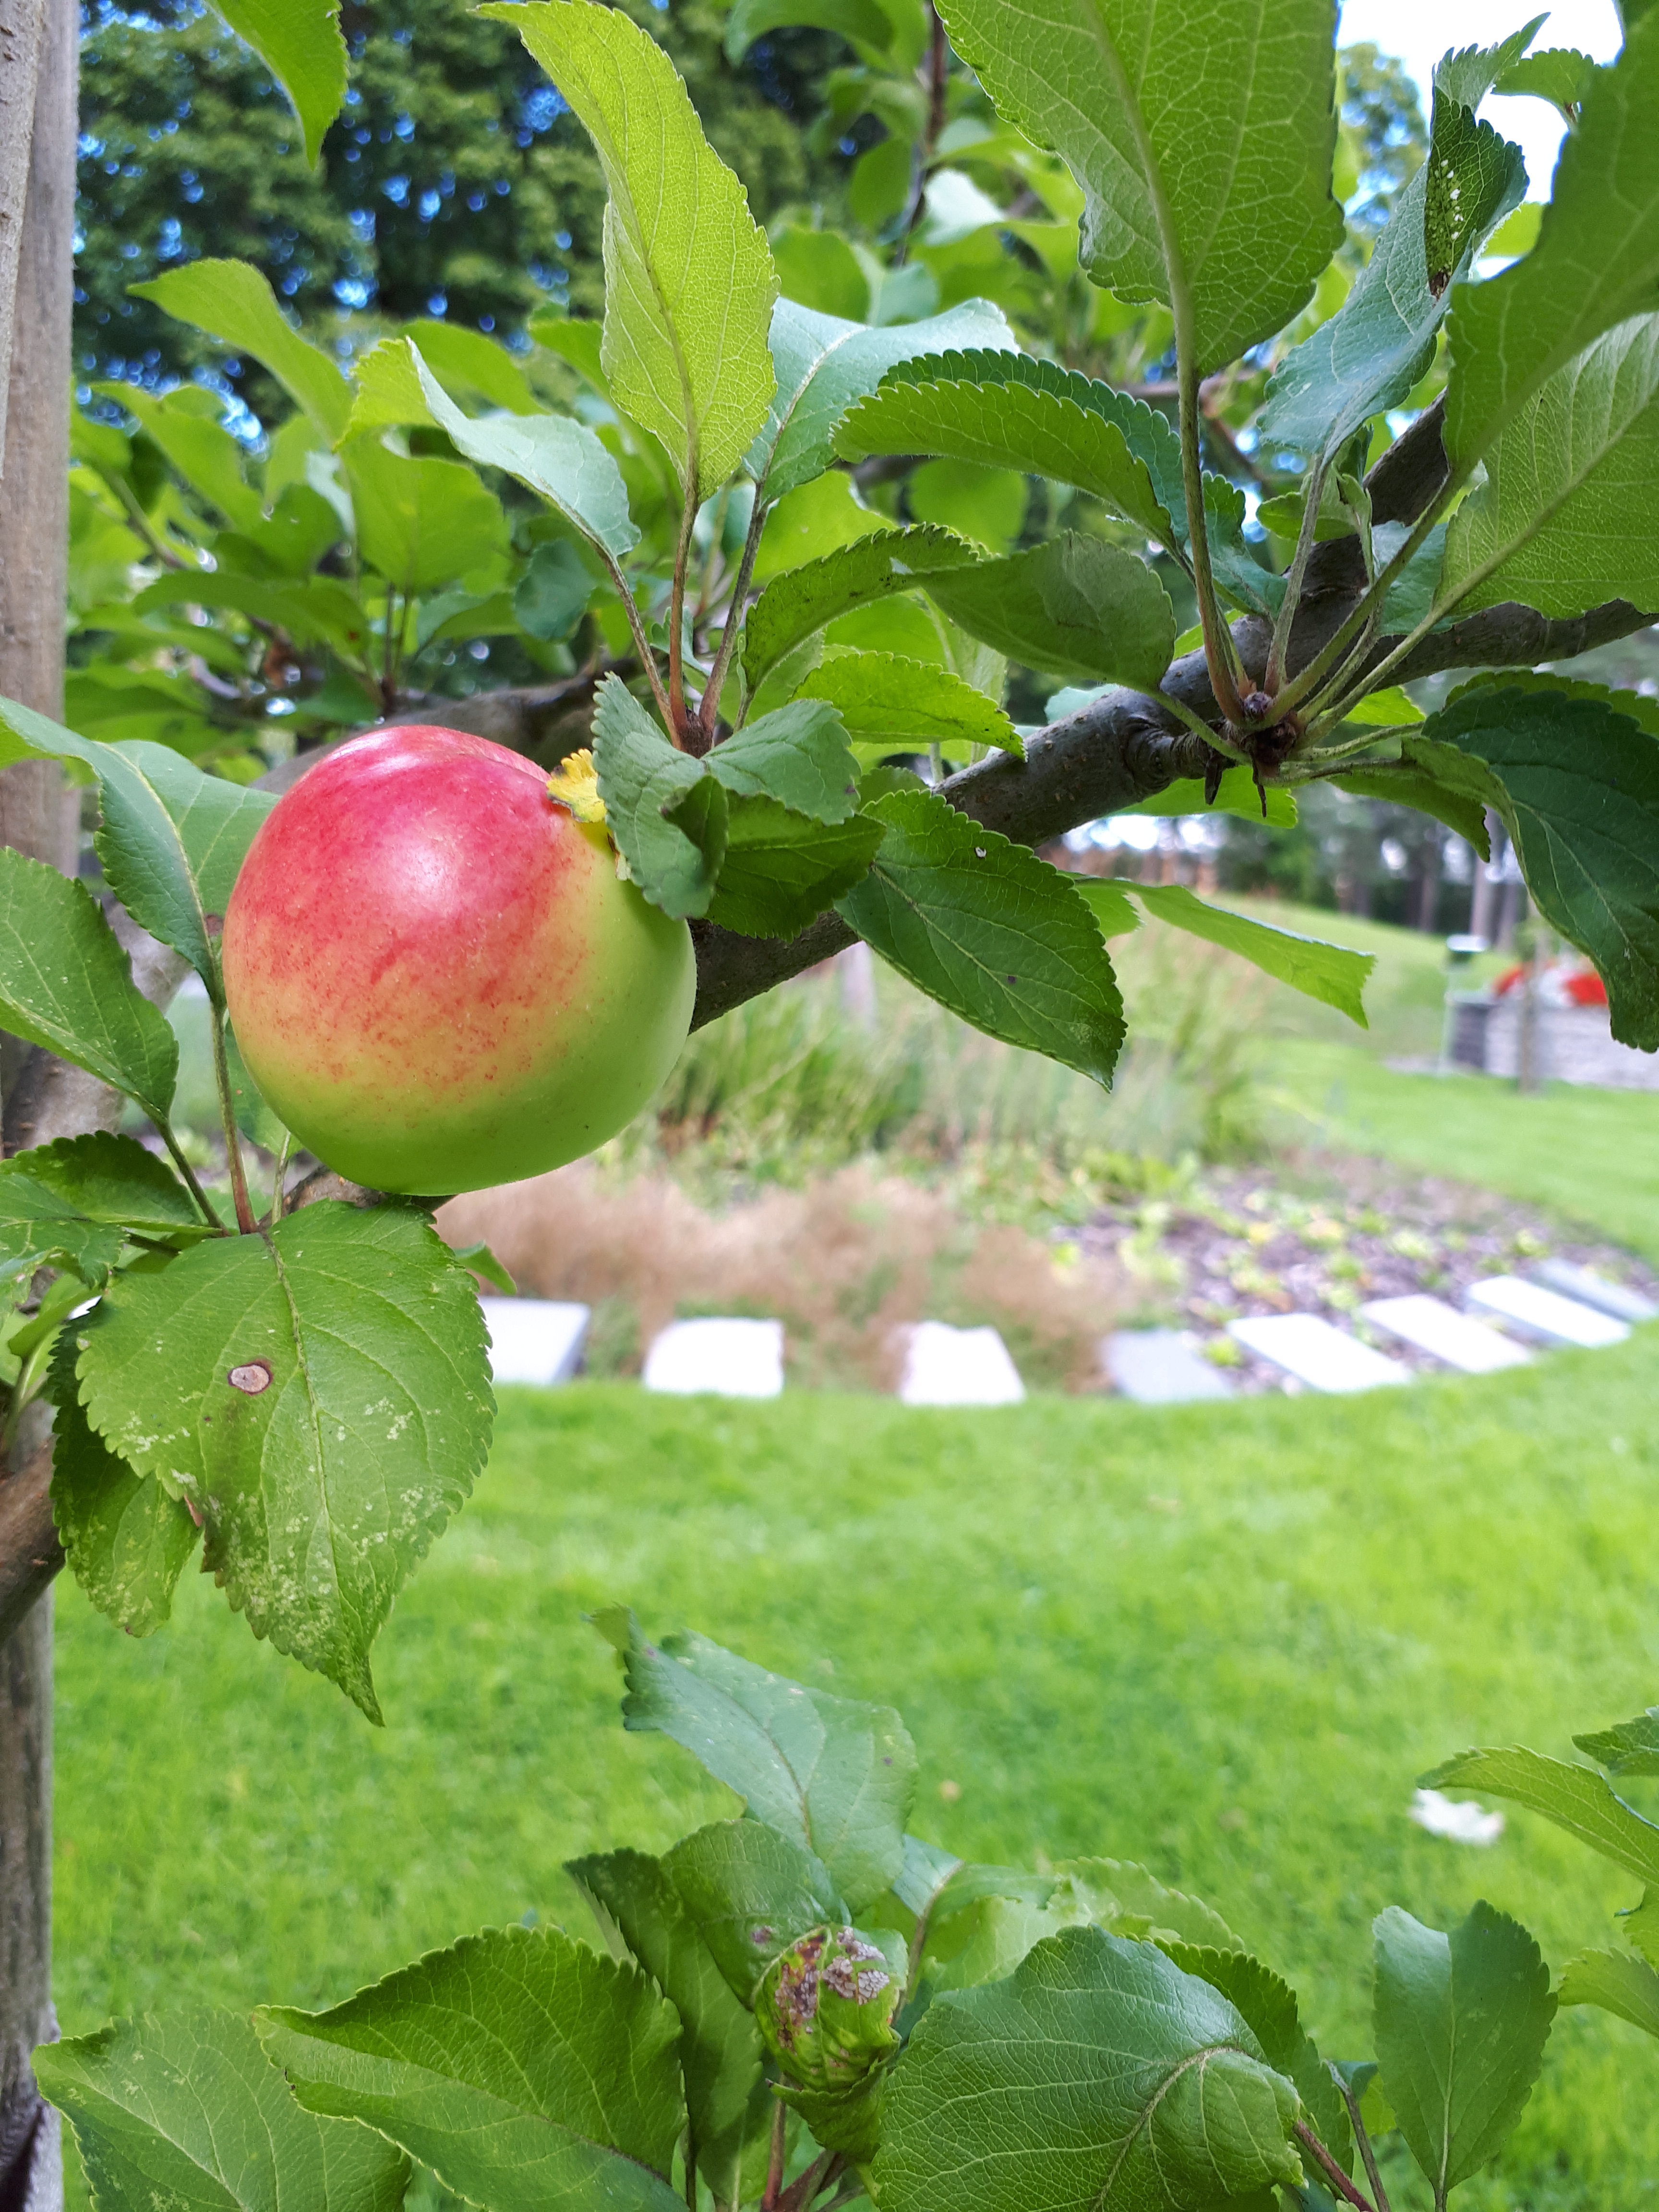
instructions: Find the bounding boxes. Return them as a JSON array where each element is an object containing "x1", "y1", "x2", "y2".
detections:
[
  {"x1": 1535, "y1": 1259, "x2": 1658, "y2": 1325},
  {"x1": 1104, "y1": 1329, "x2": 1235, "y2": 1403},
  {"x1": 1466, "y1": 1275, "x2": 1629, "y2": 1349},
  {"x1": 1228, "y1": 1313, "x2": 1409, "y2": 1394},
  {"x1": 642, "y1": 1317, "x2": 785, "y2": 1398},
  {"x1": 1409, "y1": 1788, "x2": 1504, "y2": 1846},
  {"x1": 480, "y1": 1298, "x2": 589, "y2": 1386},
  {"x1": 899, "y1": 1322, "x2": 1025, "y2": 1407},
  {"x1": 1359, "y1": 1294, "x2": 1532, "y2": 1375}
]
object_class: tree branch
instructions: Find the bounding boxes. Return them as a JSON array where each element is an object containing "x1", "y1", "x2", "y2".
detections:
[{"x1": 687, "y1": 402, "x2": 1653, "y2": 1026}]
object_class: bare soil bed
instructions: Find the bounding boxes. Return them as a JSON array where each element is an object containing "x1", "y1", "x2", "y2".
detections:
[{"x1": 1075, "y1": 1153, "x2": 1659, "y2": 1392}]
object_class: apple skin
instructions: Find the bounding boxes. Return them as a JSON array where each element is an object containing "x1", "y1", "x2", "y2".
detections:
[{"x1": 222, "y1": 724, "x2": 695, "y2": 1196}]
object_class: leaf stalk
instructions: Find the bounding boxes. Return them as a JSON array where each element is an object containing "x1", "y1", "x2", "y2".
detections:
[
  {"x1": 698, "y1": 485, "x2": 769, "y2": 744},
  {"x1": 1177, "y1": 341, "x2": 1246, "y2": 723},
  {"x1": 1295, "y1": 2120, "x2": 1378, "y2": 2212}
]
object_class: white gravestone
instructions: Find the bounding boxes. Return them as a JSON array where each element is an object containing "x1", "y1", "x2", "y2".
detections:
[
  {"x1": 1360, "y1": 1294, "x2": 1531, "y2": 1375},
  {"x1": 1466, "y1": 1276, "x2": 1629, "y2": 1349},
  {"x1": 1535, "y1": 1260, "x2": 1657, "y2": 1325},
  {"x1": 643, "y1": 1317, "x2": 786, "y2": 1398},
  {"x1": 480, "y1": 1298, "x2": 590, "y2": 1386},
  {"x1": 1228, "y1": 1313, "x2": 1409, "y2": 1393},
  {"x1": 1105, "y1": 1330, "x2": 1235, "y2": 1403},
  {"x1": 899, "y1": 1322, "x2": 1025, "y2": 1407}
]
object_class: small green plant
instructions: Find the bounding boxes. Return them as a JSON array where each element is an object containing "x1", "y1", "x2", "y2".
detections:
[{"x1": 33, "y1": 1613, "x2": 1659, "y2": 2212}]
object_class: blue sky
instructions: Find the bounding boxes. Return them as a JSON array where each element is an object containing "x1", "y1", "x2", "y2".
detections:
[{"x1": 1335, "y1": 0, "x2": 1623, "y2": 196}]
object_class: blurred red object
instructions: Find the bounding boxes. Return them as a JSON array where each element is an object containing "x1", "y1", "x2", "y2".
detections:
[{"x1": 1491, "y1": 961, "x2": 1607, "y2": 1005}]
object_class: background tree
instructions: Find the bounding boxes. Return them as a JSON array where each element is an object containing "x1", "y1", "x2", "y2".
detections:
[{"x1": 75, "y1": 0, "x2": 841, "y2": 401}]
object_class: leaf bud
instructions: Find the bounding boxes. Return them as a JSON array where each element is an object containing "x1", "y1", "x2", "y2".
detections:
[{"x1": 755, "y1": 1924, "x2": 905, "y2": 2090}]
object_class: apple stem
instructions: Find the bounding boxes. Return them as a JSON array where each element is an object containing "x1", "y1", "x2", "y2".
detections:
[{"x1": 209, "y1": 1008, "x2": 259, "y2": 1236}]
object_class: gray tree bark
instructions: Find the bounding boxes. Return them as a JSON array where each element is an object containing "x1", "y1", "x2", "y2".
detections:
[{"x1": 0, "y1": 3, "x2": 75, "y2": 2207}]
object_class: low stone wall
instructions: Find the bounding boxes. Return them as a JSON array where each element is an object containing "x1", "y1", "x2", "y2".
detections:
[{"x1": 1450, "y1": 994, "x2": 1659, "y2": 1091}]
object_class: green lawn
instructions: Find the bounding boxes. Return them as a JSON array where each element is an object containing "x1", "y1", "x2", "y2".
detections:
[
  {"x1": 56, "y1": 1352, "x2": 1659, "y2": 2206},
  {"x1": 1270, "y1": 1038, "x2": 1659, "y2": 1262}
]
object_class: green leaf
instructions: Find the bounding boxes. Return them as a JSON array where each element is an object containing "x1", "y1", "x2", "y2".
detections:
[
  {"x1": 1263, "y1": 142, "x2": 1521, "y2": 458},
  {"x1": 207, "y1": 0, "x2": 347, "y2": 164},
  {"x1": 566, "y1": 1847, "x2": 772, "y2": 2210},
  {"x1": 341, "y1": 436, "x2": 507, "y2": 595},
  {"x1": 1444, "y1": 11, "x2": 1659, "y2": 466},
  {"x1": 756, "y1": 298, "x2": 1016, "y2": 501},
  {"x1": 836, "y1": 790, "x2": 1126, "y2": 1084},
  {"x1": 0, "y1": 1133, "x2": 207, "y2": 1297},
  {"x1": 1155, "y1": 778, "x2": 1297, "y2": 829},
  {"x1": 0, "y1": 848, "x2": 177, "y2": 1121},
  {"x1": 398, "y1": 345, "x2": 638, "y2": 561},
  {"x1": 1421, "y1": 1744, "x2": 1659, "y2": 1885},
  {"x1": 133, "y1": 570, "x2": 366, "y2": 658},
  {"x1": 891, "y1": 1835, "x2": 965, "y2": 1920},
  {"x1": 872, "y1": 1926, "x2": 1304, "y2": 2212},
  {"x1": 515, "y1": 541, "x2": 597, "y2": 641},
  {"x1": 591, "y1": 677, "x2": 729, "y2": 920},
  {"x1": 1575, "y1": 1708, "x2": 1659, "y2": 1777},
  {"x1": 924, "y1": 534, "x2": 1173, "y2": 688},
  {"x1": 257, "y1": 1927, "x2": 684, "y2": 2212},
  {"x1": 1069, "y1": 879, "x2": 1142, "y2": 941},
  {"x1": 1372, "y1": 1903, "x2": 1554, "y2": 2208},
  {"x1": 794, "y1": 650, "x2": 1022, "y2": 757},
  {"x1": 1558, "y1": 1948, "x2": 1659, "y2": 2036},
  {"x1": 708, "y1": 698, "x2": 864, "y2": 821},
  {"x1": 1442, "y1": 314, "x2": 1659, "y2": 621},
  {"x1": 1493, "y1": 46, "x2": 1598, "y2": 121},
  {"x1": 0, "y1": 695, "x2": 276, "y2": 997},
  {"x1": 34, "y1": 2008, "x2": 408, "y2": 2212},
  {"x1": 1334, "y1": 762, "x2": 1492, "y2": 852},
  {"x1": 604, "y1": 1611, "x2": 917, "y2": 1911},
  {"x1": 1132, "y1": 884, "x2": 1373, "y2": 1026},
  {"x1": 921, "y1": 1889, "x2": 1092, "y2": 1996},
  {"x1": 937, "y1": 0, "x2": 1344, "y2": 372},
  {"x1": 485, "y1": 0, "x2": 777, "y2": 498},
  {"x1": 1057, "y1": 1859, "x2": 1242, "y2": 1953},
  {"x1": 1424, "y1": 23, "x2": 1537, "y2": 297},
  {"x1": 1406, "y1": 685, "x2": 1659, "y2": 1049},
  {"x1": 742, "y1": 528, "x2": 980, "y2": 696},
  {"x1": 132, "y1": 261, "x2": 353, "y2": 441},
  {"x1": 664, "y1": 1818, "x2": 847, "y2": 2003},
  {"x1": 48, "y1": 1326, "x2": 198, "y2": 1639},
  {"x1": 834, "y1": 349, "x2": 1181, "y2": 546},
  {"x1": 99, "y1": 386, "x2": 264, "y2": 533},
  {"x1": 706, "y1": 798, "x2": 885, "y2": 939},
  {"x1": 724, "y1": 0, "x2": 895, "y2": 63},
  {"x1": 1159, "y1": 1945, "x2": 1352, "y2": 2175},
  {"x1": 74, "y1": 1202, "x2": 494, "y2": 1724}
]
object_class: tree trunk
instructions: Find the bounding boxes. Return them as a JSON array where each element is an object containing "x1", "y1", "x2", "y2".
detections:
[{"x1": 0, "y1": 4, "x2": 74, "y2": 2208}]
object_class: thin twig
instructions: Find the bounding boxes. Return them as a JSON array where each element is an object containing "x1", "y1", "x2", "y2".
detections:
[
  {"x1": 270, "y1": 1130, "x2": 293, "y2": 1226},
  {"x1": 1295, "y1": 2121, "x2": 1378, "y2": 2212},
  {"x1": 158, "y1": 1123, "x2": 225, "y2": 1230},
  {"x1": 778, "y1": 2148, "x2": 842, "y2": 2212},
  {"x1": 1334, "y1": 2073, "x2": 1393, "y2": 2212},
  {"x1": 893, "y1": 3, "x2": 949, "y2": 266},
  {"x1": 209, "y1": 1010, "x2": 258, "y2": 1235},
  {"x1": 1264, "y1": 455, "x2": 1329, "y2": 696},
  {"x1": 760, "y1": 2102, "x2": 787, "y2": 2212}
]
